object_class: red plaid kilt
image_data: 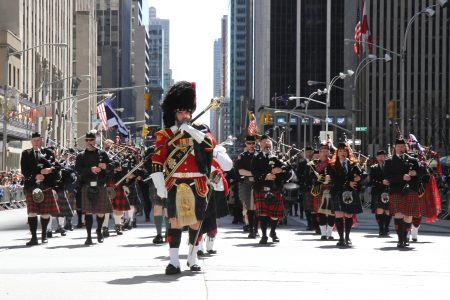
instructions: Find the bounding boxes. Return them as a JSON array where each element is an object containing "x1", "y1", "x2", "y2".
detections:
[
  {"x1": 303, "y1": 192, "x2": 313, "y2": 211},
  {"x1": 389, "y1": 192, "x2": 426, "y2": 217},
  {"x1": 111, "y1": 186, "x2": 131, "y2": 211},
  {"x1": 81, "y1": 185, "x2": 113, "y2": 214},
  {"x1": 313, "y1": 194, "x2": 322, "y2": 213},
  {"x1": 25, "y1": 188, "x2": 60, "y2": 216},
  {"x1": 254, "y1": 190, "x2": 284, "y2": 219}
]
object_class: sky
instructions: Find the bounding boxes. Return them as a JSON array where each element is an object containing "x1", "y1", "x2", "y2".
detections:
[{"x1": 148, "y1": 0, "x2": 229, "y2": 126}]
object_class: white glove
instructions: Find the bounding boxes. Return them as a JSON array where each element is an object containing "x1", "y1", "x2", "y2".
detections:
[
  {"x1": 213, "y1": 145, "x2": 226, "y2": 157},
  {"x1": 179, "y1": 123, "x2": 206, "y2": 143},
  {"x1": 150, "y1": 172, "x2": 168, "y2": 198}
]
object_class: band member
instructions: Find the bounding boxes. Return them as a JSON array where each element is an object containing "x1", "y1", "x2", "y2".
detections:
[
  {"x1": 198, "y1": 140, "x2": 233, "y2": 255},
  {"x1": 369, "y1": 150, "x2": 391, "y2": 237},
  {"x1": 75, "y1": 131, "x2": 114, "y2": 245},
  {"x1": 384, "y1": 138, "x2": 426, "y2": 248},
  {"x1": 329, "y1": 142, "x2": 363, "y2": 247},
  {"x1": 150, "y1": 81, "x2": 215, "y2": 275},
  {"x1": 109, "y1": 163, "x2": 131, "y2": 235},
  {"x1": 21, "y1": 132, "x2": 60, "y2": 246},
  {"x1": 296, "y1": 146, "x2": 315, "y2": 230},
  {"x1": 310, "y1": 143, "x2": 334, "y2": 240},
  {"x1": 235, "y1": 135, "x2": 258, "y2": 238},
  {"x1": 251, "y1": 135, "x2": 293, "y2": 244}
]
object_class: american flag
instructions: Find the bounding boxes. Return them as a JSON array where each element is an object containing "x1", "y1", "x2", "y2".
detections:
[
  {"x1": 97, "y1": 102, "x2": 108, "y2": 130},
  {"x1": 247, "y1": 112, "x2": 257, "y2": 136},
  {"x1": 354, "y1": 0, "x2": 372, "y2": 57}
]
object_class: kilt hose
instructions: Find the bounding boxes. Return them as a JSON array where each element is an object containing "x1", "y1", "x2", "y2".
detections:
[
  {"x1": 303, "y1": 192, "x2": 313, "y2": 211},
  {"x1": 111, "y1": 186, "x2": 131, "y2": 211},
  {"x1": 81, "y1": 185, "x2": 113, "y2": 214},
  {"x1": 254, "y1": 190, "x2": 284, "y2": 219},
  {"x1": 389, "y1": 192, "x2": 426, "y2": 217},
  {"x1": 239, "y1": 179, "x2": 255, "y2": 210},
  {"x1": 55, "y1": 189, "x2": 74, "y2": 217},
  {"x1": 25, "y1": 188, "x2": 60, "y2": 216}
]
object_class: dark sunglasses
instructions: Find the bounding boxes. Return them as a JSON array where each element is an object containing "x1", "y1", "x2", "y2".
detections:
[{"x1": 85, "y1": 138, "x2": 95, "y2": 141}]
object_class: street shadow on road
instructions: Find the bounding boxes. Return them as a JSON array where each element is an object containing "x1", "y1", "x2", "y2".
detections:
[
  {"x1": 295, "y1": 232, "x2": 317, "y2": 236},
  {"x1": 154, "y1": 254, "x2": 187, "y2": 261},
  {"x1": 107, "y1": 272, "x2": 198, "y2": 285},
  {"x1": 221, "y1": 236, "x2": 252, "y2": 240},
  {"x1": 0, "y1": 244, "x2": 32, "y2": 250},
  {"x1": 223, "y1": 230, "x2": 247, "y2": 234},
  {"x1": 233, "y1": 242, "x2": 276, "y2": 248},
  {"x1": 46, "y1": 244, "x2": 90, "y2": 249},
  {"x1": 384, "y1": 240, "x2": 434, "y2": 244},
  {"x1": 376, "y1": 246, "x2": 415, "y2": 251},
  {"x1": 316, "y1": 245, "x2": 354, "y2": 250},
  {"x1": 121, "y1": 243, "x2": 162, "y2": 248}
]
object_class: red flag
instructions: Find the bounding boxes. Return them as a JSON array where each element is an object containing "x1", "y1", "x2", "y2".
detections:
[
  {"x1": 354, "y1": 21, "x2": 361, "y2": 57},
  {"x1": 360, "y1": 0, "x2": 373, "y2": 53},
  {"x1": 97, "y1": 102, "x2": 108, "y2": 130}
]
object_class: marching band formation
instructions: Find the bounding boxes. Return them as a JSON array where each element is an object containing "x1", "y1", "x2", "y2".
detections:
[{"x1": 19, "y1": 81, "x2": 442, "y2": 275}]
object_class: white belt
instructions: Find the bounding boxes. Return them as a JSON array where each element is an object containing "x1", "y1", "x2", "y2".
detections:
[{"x1": 173, "y1": 172, "x2": 204, "y2": 178}]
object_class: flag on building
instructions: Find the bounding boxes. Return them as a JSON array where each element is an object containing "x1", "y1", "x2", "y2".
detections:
[
  {"x1": 247, "y1": 112, "x2": 257, "y2": 136},
  {"x1": 97, "y1": 102, "x2": 108, "y2": 130},
  {"x1": 354, "y1": 0, "x2": 373, "y2": 57},
  {"x1": 103, "y1": 98, "x2": 128, "y2": 136}
]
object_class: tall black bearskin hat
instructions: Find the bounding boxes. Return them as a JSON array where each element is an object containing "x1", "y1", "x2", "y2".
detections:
[
  {"x1": 394, "y1": 138, "x2": 406, "y2": 145},
  {"x1": 161, "y1": 81, "x2": 197, "y2": 127}
]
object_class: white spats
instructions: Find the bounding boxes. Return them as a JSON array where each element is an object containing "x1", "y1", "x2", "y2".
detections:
[
  {"x1": 326, "y1": 226, "x2": 333, "y2": 238},
  {"x1": 206, "y1": 236, "x2": 215, "y2": 251},
  {"x1": 169, "y1": 248, "x2": 180, "y2": 268},
  {"x1": 187, "y1": 244, "x2": 199, "y2": 267},
  {"x1": 411, "y1": 225, "x2": 419, "y2": 240},
  {"x1": 319, "y1": 225, "x2": 327, "y2": 237},
  {"x1": 103, "y1": 213, "x2": 110, "y2": 227}
]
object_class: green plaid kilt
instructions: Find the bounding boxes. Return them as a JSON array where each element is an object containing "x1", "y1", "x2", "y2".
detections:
[
  {"x1": 254, "y1": 190, "x2": 284, "y2": 219},
  {"x1": 25, "y1": 188, "x2": 60, "y2": 216},
  {"x1": 81, "y1": 185, "x2": 113, "y2": 214}
]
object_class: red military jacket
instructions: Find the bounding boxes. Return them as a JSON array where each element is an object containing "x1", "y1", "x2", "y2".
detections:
[{"x1": 151, "y1": 126, "x2": 214, "y2": 197}]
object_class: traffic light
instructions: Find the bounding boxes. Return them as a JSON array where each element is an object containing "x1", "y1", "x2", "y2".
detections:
[
  {"x1": 261, "y1": 112, "x2": 266, "y2": 125},
  {"x1": 387, "y1": 100, "x2": 396, "y2": 120},
  {"x1": 141, "y1": 125, "x2": 148, "y2": 138},
  {"x1": 144, "y1": 92, "x2": 151, "y2": 111}
]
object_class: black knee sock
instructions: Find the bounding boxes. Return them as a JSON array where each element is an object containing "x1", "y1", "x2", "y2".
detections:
[
  {"x1": 269, "y1": 218, "x2": 278, "y2": 236},
  {"x1": 77, "y1": 210, "x2": 83, "y2": 224},
  {"x1": 318, "y1": 213, "x2": 327, "y2": 226},
  {"x1": 188, "y1": 227, "x2": 199, "y2": 245},
  {"x1": 85, "y1": 215, "x2": 93, "y2": 238},
  {"x1": 384, "y1": 215, "x2": 392, "y2": 232},
  {"x1": 344, "y1": 217, "x2": 353, "y2": 240},
  {"x1": 403, "y1": 221, "x2": 411, "y2": 241},
  {"x1": 28, "y1": 216, "x2": 38, "y2": 239},
  {"x1": 247, "y1": 210, "x2": 255, "y2": 231},
  {"x1": 41, "y1": 217, "x2": 50, "y2": 239},
  {"x1": 394, "y1": 218, "x2": 403, "y2": 242},
  {"x1": 254, "y1": 215, "x2": 259, "y2": 233},
  {"x1": 335, "y1": 218, "x2": 344, "y2": 240},
  {"x1": 168, "y1": 228, "x2": 182, "y2": 248},
  {"x1": 311, "y1": 213, "x2": 318, "y2": 229},
  {"x1": 327, "y1": 215, "x2": 335, "y2": 227},
  {"x1": 375, "y1": 214, "x2": 383, "y2": 232},
  {"x1": 96, "y1": 215, "x2": 105, "y2": 232},
  {"x1": 260, "y1": 216, "x2": 269, "y2": 237},
  {"x1": 305, "y1": 210, "x2": 312, "y2": 228}
]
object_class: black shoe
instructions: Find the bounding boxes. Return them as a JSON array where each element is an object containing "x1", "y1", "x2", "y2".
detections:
[
  {"x1": 270, "y1": 233, "x2": 280, "y2": 243},
  {"x1": 243, "y1": 225, "x2": 250, "y2": 232},
  {"x1": 197, "y1": 250, "x2": 205, "y2": 256},
  {"x1": 327, "y1": 236, "x2": 335, "y2": 240},
  {"x1": 259, "y1": 236, "x2": 268, "y2": 244},
  {"x1": 207, "y1": 250, "x2": 217, "y2": 254},
  {"x1": 96, "y1": 229, "x2": 104, "y2": 243},
  {"x1": 188, "y1": 264, "x2": 201, "y2": 272},
  {"x1": 165, "y1": 264, "x2": 181, "y2": 275},
  {"x1": 412, "y1": 238, "x2": 417, "y2": 242},
  {"x1": 344, "y1": 239, "x2": 352, "y2": 246},
  {"x1": 320, "y1": 236, "x2": 327, "y2": 240},
  {"x1": 60, "y1": 228, "x2": 67, "y2": 236},
  {"x1": 76, "y1": 223, "x2": 83, "y2": 229},
  {"x1": 64, "y1": 223, "x2": 73, "y2": 231},
  {"x1": 102, "y1": 227, "x2": 110, "y2": 238},
  {"x1": 397, "y1": 241, "x2": 405, "y2": 248},
  {"x1": 46, "y1": 230, "x2": 53, "y2": 238},
  {"x1": 153, "y1": 234, "x2": 164, "y2": 244},
  {"x1": 132, "y1": 220, "x2": 137, "y2": 228},
  {"x1": 315, "y1": 228, "x2": 321, "y2": 234},
  {"x1": 115, "y1": 225, "x2": 123, "y2": 236},
  {"x1": 336, "y1": 239, "x2": 345, "y2": 247},
  {"x1": 41, "y1": 234, "x2": 48, "y2": 244},
  {"x1": 403, "y1": 240, "x2": 410, "y2": 247},
  {"x1": 26, "y1": 238, "x2": 39, "y2": 246},
  {"x1": 248, "y1": 231, "x2": 256, "y2": 239},
  {"x1": 54, "y1": 227, "x2": 62, "y2": 234},
  {"x1": 84, "y1": 237, "x2": 93, "y2": 245},
  {"x1": 145, "y1": 217, "x2": 150, "y2": 222}
]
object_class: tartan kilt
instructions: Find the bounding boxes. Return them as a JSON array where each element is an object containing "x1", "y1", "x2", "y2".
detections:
[
  {"x1": 25, "y1": 188, "x2": 60, "y2": 216},
  {"x1": 239, "y1": 180, "x2": 254, "y2": 210},
  {"x1": 331, "y1": 191, "x2": 363, "y2": 214},
  {"x1": 214, "y1": 190, "x2": 229, "y2": 218},
  {"x1": 254, "y1": 190, "x2": 284, "y2": 219},
  {"x1": 201, "y1": 191, "x2": 218, "y2": 234},
  {"x1": 67, "y1": 192, "x2": 76, "y2": 211},
  {"x1": 303, "y1": 192, "x2": 314, "y2": 211},
  {"x1": 112, "y1": 186, "x2": 131, "y2": 211},
  {"x1": 389, "y1": 192, "x2": 426, "y2": 217},
  {"x1": 313, "y1": 194, "x2": 322, "y2": 213},
  {"x1": 55, "y1": 189, "x2": 74, "y2": 217},
  {"x1": 370, "y1": 193, "x2": 390, "y2": 211},
  {"x1": 81, "y1": 185, "x2": 113, "y2": 214}
]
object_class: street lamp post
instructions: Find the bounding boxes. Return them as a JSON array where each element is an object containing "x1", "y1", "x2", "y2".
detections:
[{"x1": 2, "y1": 43, "x2": 67, "y2": 171}]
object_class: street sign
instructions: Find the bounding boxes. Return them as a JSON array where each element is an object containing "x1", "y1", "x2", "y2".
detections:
[{"x1": 356, "y1": 127, "x2": 368, "y2": 132}]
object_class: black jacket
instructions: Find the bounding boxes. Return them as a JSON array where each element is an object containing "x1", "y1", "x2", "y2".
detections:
[
  {"x1": 251, "y1": 152, "x2": 292, "y2": 191},
  {"x1": 75, "y1": 148, "x2": 113, "y2": 185},
  {"x1": 20, "y1": 148, "x2": 56, "y2": 189},
  {"x1": 384, "y1": 154, "x2": 424, "y2": 193},
  {"x1": 369, "y1": 163, "x2": 387, "y2": 195},
  {"x1": 329, "y1": 159, "x2": 362, "y2": 193}
]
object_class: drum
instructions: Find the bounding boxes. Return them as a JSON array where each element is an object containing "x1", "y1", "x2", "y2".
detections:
[{"x1": 283, "y1": 183, "x2": 300, "y2": 204}]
